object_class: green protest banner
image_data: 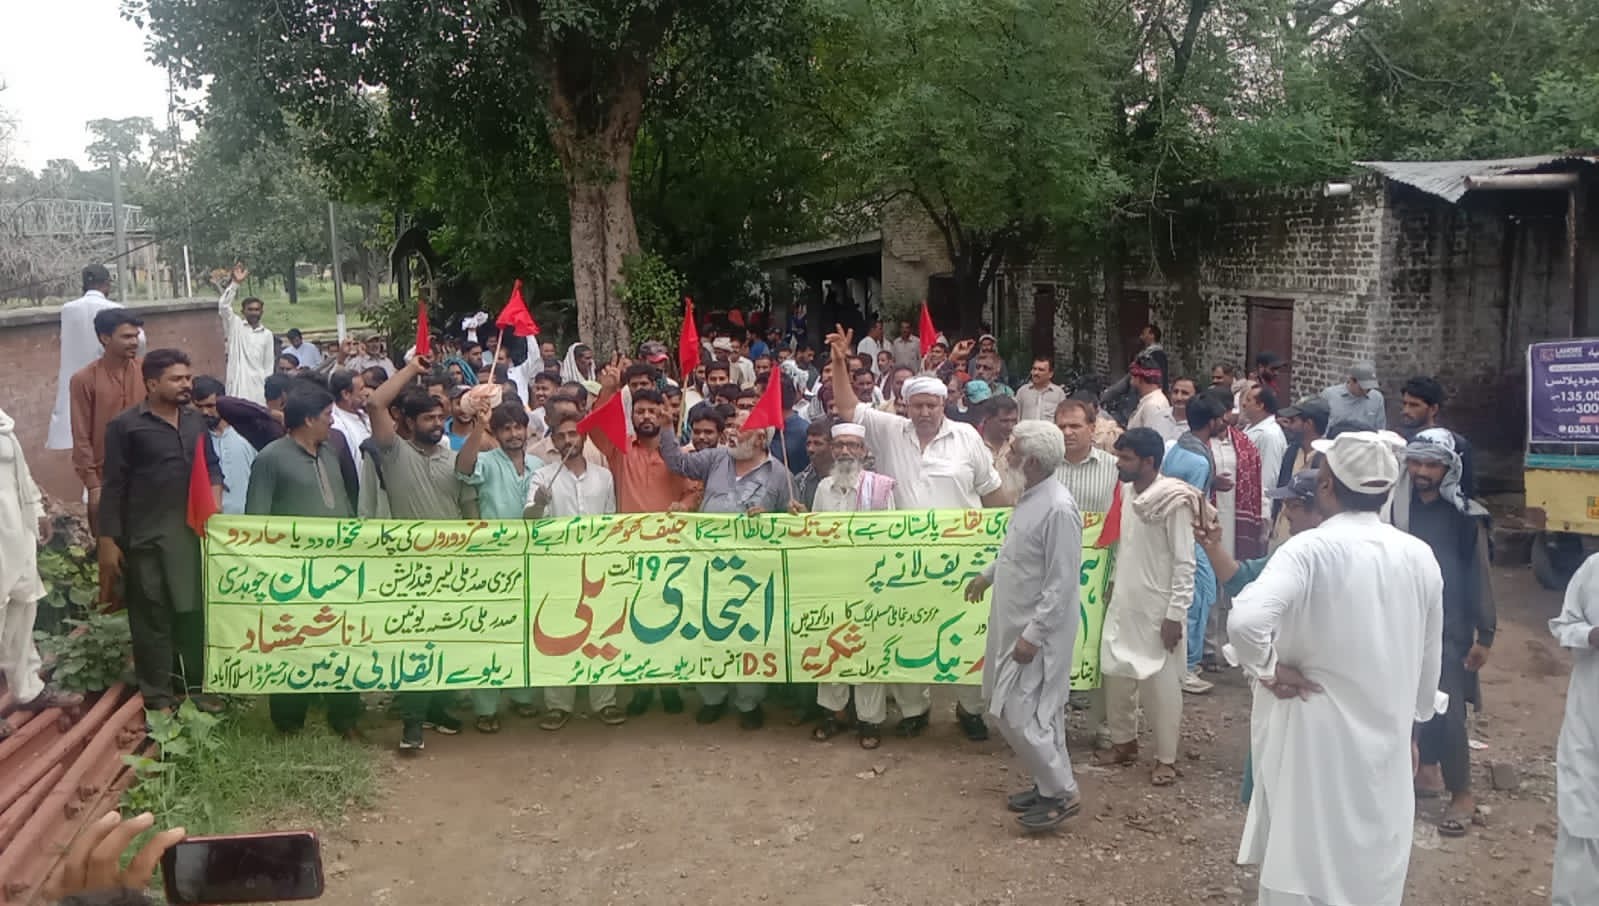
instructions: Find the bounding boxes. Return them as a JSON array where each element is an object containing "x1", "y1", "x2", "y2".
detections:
[{"x1": 203, "y1": 510, "x2": 1113, "y2": 695}]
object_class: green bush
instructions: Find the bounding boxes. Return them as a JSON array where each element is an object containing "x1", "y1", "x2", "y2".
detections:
[
  {"x1": 617, "y1": 252, "x2": 686, "y2": 353},
  {"x1": 34, "y1": 614, "x2": 135, "y2": 693}
]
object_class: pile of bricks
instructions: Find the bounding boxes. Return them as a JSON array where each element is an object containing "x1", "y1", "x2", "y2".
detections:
[{"x1": 0, "y1": 682, "x2": 149, "y2": 902}]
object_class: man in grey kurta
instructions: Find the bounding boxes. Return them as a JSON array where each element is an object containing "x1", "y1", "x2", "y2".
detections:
[
  {"x1": 965, "y1": 420, "x2": 1083, "y2": 832},
  {"x1": 1551, "y1": 553, "x2": 1599, "y2": 905}
]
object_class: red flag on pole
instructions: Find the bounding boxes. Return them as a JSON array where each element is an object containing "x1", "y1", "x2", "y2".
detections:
[
  {"x1": 918, "y1": 300, "x2": 938, "y2": 357},
  {"x1": 577, "y1": 390, "x2": 630, "y2": 455},
  {"x1": 496, "y1": 279, "x2": 540, "y2": 337},
  {"x1": 740, "y1": 371, "x2": 786, "y2": 433},
  {"x1": 414, "y1": 297, "x2": 432, "y2": 358},
  {"x1": 678, "y1": 297, "x2": 700, "y2": 383},
  {"x1": 186, "y1": 433, "x2": 219, "y2": 537},
  {"x1": 1094, "y1": 481, "x2": 1124, "y2": 548}
]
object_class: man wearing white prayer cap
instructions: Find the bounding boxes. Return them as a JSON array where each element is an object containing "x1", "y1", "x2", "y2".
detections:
[
  {"x1": 809, "y1": 420, "x2": 901, "y2": 749},
  {"x1": 825, "y1": 325, "x2": 1006, "y2": 742},
  {"x1": 1228, "y1": 430, "x2": 1445, "y2": 906}
]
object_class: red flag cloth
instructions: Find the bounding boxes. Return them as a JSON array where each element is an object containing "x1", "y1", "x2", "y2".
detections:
[
  {"x1": 1095, "y1": 481, "x2": 1124, "y2": 548},
  {"x1": 415, "y1": 298, "x2": 431, "y2": 358},
  {"x1": 577, "y1": 390, "x2": 630, "y2": 455},
  {"x1": 740, "y1": 371, "x2": 786, "y2": 433},
  {"x1": 496, "y1": 280, "x2": 541, "y2": 337},
  {"x1": 678, "y1": 297, "x2": 700, "y2": 382},
  {"x1": 918, "y1": 301, "x2": 937, "y2": 357},
  {"x1": 186, "y1": 433, "x2": 219, "y2": 537}
]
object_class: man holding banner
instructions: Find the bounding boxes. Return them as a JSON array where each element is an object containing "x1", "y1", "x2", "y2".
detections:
[
  {"x1": 826, "y1": 324, "x2": 1006, "y2": 741},
  {"x1": 365, "y1": 354, "x2": 479, "y2": 752},
  {"x1": 809, "y1": 422, "x2": 898, "y2": 748},
  {"x1": 966, "y1": 419, "x2": 1083, "y2": 833}
]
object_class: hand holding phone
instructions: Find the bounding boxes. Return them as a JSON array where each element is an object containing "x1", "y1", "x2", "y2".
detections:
[
  {"x1": 45, "y1": 811, "x2": 186, "y2": 901},
  {"x1": 163, "y1": 831, "x2": 324, "y2": 904}
]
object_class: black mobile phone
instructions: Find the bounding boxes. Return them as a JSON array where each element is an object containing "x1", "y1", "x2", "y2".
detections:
[{"x1": 161, "y1": 831, "x2": 324, "y2": 904}]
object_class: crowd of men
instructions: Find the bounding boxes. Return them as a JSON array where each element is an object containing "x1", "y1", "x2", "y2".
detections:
[{"x1": 1, "y1": 263, "x2": 1596, "y2": 899}]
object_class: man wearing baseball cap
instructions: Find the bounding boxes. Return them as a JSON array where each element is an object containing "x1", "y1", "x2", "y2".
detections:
[
  {"x1": 1229, "y1": 431, "x2": 1444, "y2": 906},
  {"x1": 1269, "y1": 396, "x2": 1329, "y2": 542},
  {"x1": 1321, "y1": 362, "x2": 1386, "y2": 431}
]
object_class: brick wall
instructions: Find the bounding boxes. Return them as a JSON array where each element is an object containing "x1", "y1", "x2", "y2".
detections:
[
  {"x1": 0, "y1": 299, "x2": 226, "y2": 502},
  {"x1": 879, "y1": 199, "x2": 953, "y2": 312}
]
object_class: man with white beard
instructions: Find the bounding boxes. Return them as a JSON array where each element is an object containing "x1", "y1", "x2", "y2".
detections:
[
  {"x1": 660, "y1": 411, "x2": 794, "y2": 729},
  {"x1": 826, "y1": 324, "x2": 1007, "y2": 741},
  {"x1": 965, "y1": 420, "x2": 1083, "y2": 833},
  {"x1": 808, "y1": 422, "x2": 899, "y2": 749}
]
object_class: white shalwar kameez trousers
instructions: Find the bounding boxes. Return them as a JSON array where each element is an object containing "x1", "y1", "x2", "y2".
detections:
[
  {"x1": 219, "y1": 281, "x2": 276, "y2": 405},
  {"x1": 982, "y1": 478, "x2": 1082, "y2": 801},
  {"x1": 1229, "y1": 511, "x2": 1443, "y2": 906},
  {"x1": 811, "y1": 469, "x2": 914, "y2": 725},
  {"x1": 0, "y1": 409, "x2": 47, "y2": 704},
  {"x1": 1550, "y1": 554, "x2": 1599, "y2": 906}
]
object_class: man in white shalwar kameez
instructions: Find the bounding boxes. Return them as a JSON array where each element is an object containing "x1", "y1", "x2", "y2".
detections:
[
  {"x1": 1099, "y1": 427, "x2": 1202, "y2": 785},
  {"x1": 966, "y1": 420, "x2": 1083, "y2": 832},
  {"x1": 1228, "y1": 431, "x2": 1444, "y2": 906},
  {"x1": 218, "y1": 264, "x2": 276, "y2": 405},
  {"x1": 0, "y1": 407, "x2": 83, "y2": 736},
  {"x1": 48, "y1": 265, "x2": 142, "y2": 452},
  {"x1": 808, "y1": 422, "x2": 901, "y2": 749},
  {"x1": 1550, "y1": 553, "x2": 1599, "y2": 906}
]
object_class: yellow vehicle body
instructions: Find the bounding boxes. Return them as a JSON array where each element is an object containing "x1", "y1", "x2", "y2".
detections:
[{"x1": 1525, "y1": 458, "x2": 1599, "y2": 534}]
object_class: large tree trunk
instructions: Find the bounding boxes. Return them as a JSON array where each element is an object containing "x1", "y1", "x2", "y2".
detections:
[
  {"x1": 546, "y1": 65, "x2": 646, "y2": 359},
  {"x1": 284, "y1": 262, "x2": 299, "y2": 305}
]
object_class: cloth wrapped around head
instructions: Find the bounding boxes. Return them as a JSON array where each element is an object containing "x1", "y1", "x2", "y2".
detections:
[
  {"x1": 1130, "y1": 361, "x2": 1163, "y2": 383},
  {"x1": 831, "y1": 422, "x2": 866, "y2": 440},
  {"x1": 1384, "y1": 426, "x2": 1482, "y2": 526},
  {"x1": 901, "y1": 375, "x2": 949, "y2": 400}
]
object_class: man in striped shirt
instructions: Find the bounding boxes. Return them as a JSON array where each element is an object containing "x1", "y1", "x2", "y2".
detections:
[{"x1": 1053, "y1": 399, "x2": 1118, "y2": 514}]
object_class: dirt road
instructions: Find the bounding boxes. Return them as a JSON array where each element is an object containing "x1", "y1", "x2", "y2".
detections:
[{"x1": 314, "y1": 565, "x2": 1573, "y2": 906}]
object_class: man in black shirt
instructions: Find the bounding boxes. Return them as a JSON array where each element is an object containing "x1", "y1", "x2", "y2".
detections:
[
  {"x1": 99, "y1": 349, "x2": 222, "y2": 714},
  {"x1": 1390, "y1": 430, "x2": 1496, "y2": 838}
]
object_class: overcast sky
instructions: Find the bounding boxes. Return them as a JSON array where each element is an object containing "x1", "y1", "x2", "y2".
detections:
[{"x1": 1, "y1": 0, "x2": 173, "y2": 170}]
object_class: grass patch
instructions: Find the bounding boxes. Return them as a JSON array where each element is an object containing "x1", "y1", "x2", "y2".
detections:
[
  {"x1": 238, "y1": 278, "x2": 385, "y2": 337},
  {"x1": 126, "y1": 700, "x2": 378, "y2": 836}
]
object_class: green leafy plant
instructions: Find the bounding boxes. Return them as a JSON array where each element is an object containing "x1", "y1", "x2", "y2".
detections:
[
  {"x1": 122, "y1": 700, "x2": 225, "y2": 827},
  {"x1": 34, "y1": 614, "x2": 134, "y2": 693},
  {"x1": 617, "y1": 252, "x2": 686, "y2": 352},
  {"x1": 35, "y1": 545, "x2": 99, "y2": 612}
]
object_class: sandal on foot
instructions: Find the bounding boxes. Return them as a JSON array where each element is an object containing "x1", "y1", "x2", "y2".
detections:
[
  {"x1": 16, "y1": 688, "x2": 85, "y2": 713},
  {"x1": 598, "y1": 705, "x2": 627, "y2": 726},
  {"x1": 812, "y1": 717, "x2": 845, "y2": 741},
  {"x1": 625, "y1": 689, "x2": 655, "y2": 717},
  {"x1": 475, "y1": 715, "x2": 501, "y2": 734},
  {"x1": 1438, "y1": 809, "x2": 1475, "y2": 838},
  {"x1": 514, "y1": 703, "x2": 541, "y2": 719},
  {"x1": 1151, "y1": 762, "x2": 1180, "y2": 786},
  {"x1": 956, "y1": 705, "x2": 989, "y2": 741},
  {"x1": 1414, "y1": 786, "x2": 1445, "y2": 800},
  {"x1": 660, "y1": 689, "x2": 685, "y2": 714},
  {"x1": 1007, "y1": 786, "x2": 1041, "y2": 813},
  {"x1": 895, "y1": 714, "x2": 929, "y2": 738},
  {"x1": 858, "y1": 723, "x2": 882, "y2": 750},
  {"x1": 1093, "y1": 742, "x2": 1139, "y2": 767},
  {"x1": 1017, "y1": 795, "x2": 1082, "y2": 833},
  {"x1": 540, "y1": 709, "x2": 571, "y2": 731}
]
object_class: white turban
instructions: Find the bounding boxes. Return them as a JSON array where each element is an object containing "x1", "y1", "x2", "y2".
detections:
[
  {"x1": 831, "y1": 423, "x2": 866, "y2": 440},
  {"x1": 902, "y1": 376, "x2": 949, "y2": 400}
]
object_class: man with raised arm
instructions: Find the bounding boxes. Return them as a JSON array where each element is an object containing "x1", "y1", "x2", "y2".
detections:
[
  {"x1": 365, "y1": 353, "x2": 479, "y2": 752},
  {"x1": 826, "y1": 324, "x2": 1006, "y2": 742}
]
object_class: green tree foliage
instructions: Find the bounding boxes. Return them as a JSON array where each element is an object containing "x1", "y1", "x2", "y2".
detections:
[
  {"x1": 812, "y1": 0, "x2": 1126, "y2": 332},
  {"x1": 126, "y1": 0, "x2": 818, "y2": 355},
  {"x1": 617, "y1": 252, "x2": 687, "y2": 351}
]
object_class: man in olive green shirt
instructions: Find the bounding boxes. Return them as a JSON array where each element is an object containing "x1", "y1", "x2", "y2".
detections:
[
  {"x1": 245, "y1": 384, "x2": 364, "y2": 739},
  {"x1": 366, "y1": 354, "x2": 478, "y2": 752}
]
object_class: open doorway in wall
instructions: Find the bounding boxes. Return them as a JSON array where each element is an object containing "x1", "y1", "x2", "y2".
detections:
[{"x1": 1247, "y1": 296, "x2": 1294, "y2": 393}]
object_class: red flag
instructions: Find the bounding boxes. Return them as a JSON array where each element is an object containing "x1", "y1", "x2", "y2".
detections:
[
  {"x1": 577, "y1": 390, "x2": 630, "y2": 455},
  {"x1": 186, "y1": 433, "x2": 219, "y2": 537},
  {"x1": 1095, "y1": 481, "x2": 1124, "y2": 548},
  {"x1": 740, "y1": 370, "x2": 786, "y2": 433},
  {"x1": 678, "y1": 297, "x2": 700, "y2": 382},
  {"x1": 496, "y1": 280, "x2": 540, "y2": 337},
  {"x1": 918, "y1": 300, "x2": 937, "y2": 357},
  {"x1": 415, "y1": 298, "x2": 431, "y2": 358}
]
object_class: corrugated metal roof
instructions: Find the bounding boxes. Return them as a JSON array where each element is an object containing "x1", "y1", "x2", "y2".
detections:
[{"x1": 1356, "y1": 154, "x2": 1597, "y2": 203}]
